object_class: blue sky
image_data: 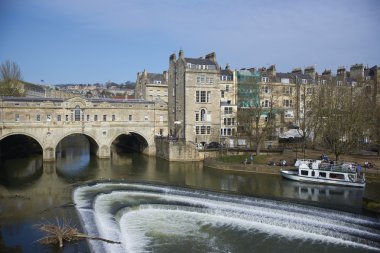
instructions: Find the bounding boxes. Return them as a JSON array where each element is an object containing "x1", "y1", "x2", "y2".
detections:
[{"x1": 0, "y1": 0, "x2": 379, "y2": 84}]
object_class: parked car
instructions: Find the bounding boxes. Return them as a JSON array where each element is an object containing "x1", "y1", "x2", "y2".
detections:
[{"x1": 206, "y1": 142, "x2": 220, "y2": 149}]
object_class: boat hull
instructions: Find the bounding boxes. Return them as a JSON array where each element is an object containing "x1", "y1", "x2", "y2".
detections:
[{"x1": 281, "y1": 170, "x2": 365, "y2": 188}]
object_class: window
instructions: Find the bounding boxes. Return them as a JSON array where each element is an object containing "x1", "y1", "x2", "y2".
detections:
[
  {"x1": 103, "y1": 115, "x2": 107, "y2": 121},
  {"x1": 224, "y1": 107, "x2": 233, "y2": 114},
  {"x1": 262, "y1": 100, "x2": 270, "y2": 108},
  {"x1": 329, "y1": 173, "x2": 345, "y2": 180},
  {"x1": 283, "y1": 99, "x2": 293, "y2": 107},
  {"x1": 263, "y1": 86, "x2": 270, "y2": 93},
  {"x1": 302, "y1": 79, "x2": 307, "y2": 84},
  {"x1": 224, "y1": 118, "x2": 235, "y2": 126},
  {"x1": 319, "y1": 172, "x2": 326, "y2": 178},
  {"x1": 112, "y1": 115, "x2": 115, "y2": 121},
  {"x1": 262, "y1": 77, "x2": 269, "y2": 83},
  {"x1": 196, "y1": 91, "x2": 211, "y2": 103},
  {"x1": 87, "y1": 115, "x2": 90, "y2": 121},
  {"x1": 144, "y1": 115, "x2": 149, "y2": 121},
  {"x1": 196, "y1": 125, "x2": 211, "y2": 135},
  {"x1": 47, "y1": 114, "x2": 51, "y2": 121},
  {"x1": 94, "y1": 115, "x2": 98, "y2": 121},
  {"x1": 129, "y1": 115, "x2": 132, "y2": 121},
  {"x1": 197, "y1": 75, "x2": 214, "y2": 84},
  {"x1": 153, "y1": 80, "x2": 161, "y2": 84},
  {"x1": 322, "y1": 80, "x2": 327, "y2": 85},
  {"x1": 283, "y1": 87, "x2": 293, "y2": 95},
  {"x1": 200, "y1": 109, "x2": 206, "y2": 121},
  {"x1": 301, "y1": 170, "x2": 308, "y2": 176},
  {"x1": 306, "y1": 88, "x2": 313, "y2": 95},
  {"x1": 226, "y1": 85, "x2": 230, "y2": 92},
  {"x1": 15, "y1": 114, "x2": 19, "y2": 122},
  {"x1": 66, "y1": 115, "x2": 69, "y2": 121},
  {"x1": 221, "y1": 91, "x2": 225, "y2": 98},
  {"x1": 57, "y1": 115, "x2": 61, "y2": 121},
  {"x1": 74, "y1": 106, "x2": 81, "y2": 121},
  {"x1": 36, "y1": 114, "x2": 41, "y2": 121}
]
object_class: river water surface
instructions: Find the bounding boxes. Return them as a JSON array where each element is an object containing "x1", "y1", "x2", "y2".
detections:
[{"x1": 0, "y1": 136, "x2": 379, "y2": 252}]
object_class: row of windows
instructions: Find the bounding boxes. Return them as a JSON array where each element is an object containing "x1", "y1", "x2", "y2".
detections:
[
  {"x1": 221, "y1": 75, "x2": 233, "y2": 81},
  {"x1": 220, "y1": 128, "x2": 235, "y2": 136},
  {"x1": 196, "y1": 75, "x2": 214, "y2": 84},
  {"x1": 262, "y1": 77, "x2": 309, "y2": 84},
  {"x1": 14, "y1": 114, "x2": 138, "y2": 122},
  {"x1": 223, "y1": 118, "x2": 235, "y2": 126},
  {"x1": 196, "y1": 91, "x2": 211, "y2": 103},
  {"x1": 195, "y1": 125, "x2": 211, "y2": 135}
]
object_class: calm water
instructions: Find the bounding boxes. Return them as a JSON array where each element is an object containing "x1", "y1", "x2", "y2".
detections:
[{"x1": 0, "y1": 136, "x2": 379, "y2": 252}]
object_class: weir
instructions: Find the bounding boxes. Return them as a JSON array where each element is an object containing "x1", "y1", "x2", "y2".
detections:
[{"x1": 74, "y1": 182, "x2": 380, "y2": 253}]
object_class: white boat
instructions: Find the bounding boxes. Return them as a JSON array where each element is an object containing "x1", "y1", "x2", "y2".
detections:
[{"x1": 281, "y1": 159, "x2": 365, "y2": 188}]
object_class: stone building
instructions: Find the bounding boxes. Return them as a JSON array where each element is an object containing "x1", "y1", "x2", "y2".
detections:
[
  {"x1": 168, "y1": 50, "x2": 223, "y2": 146},
  {"x1": 219, "y1": 64, "x2": 238, "y2": 147},
  {"x1": 236, "y1": 65, "x2": 317, "y2": 149},
  {"x1": 135, "y1": 70, "x2": 168, "y2": 102}
]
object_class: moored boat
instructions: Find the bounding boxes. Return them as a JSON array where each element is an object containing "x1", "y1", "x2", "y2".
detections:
[{"x1": 281, "y1": 159, "x2": 365, "y2": 187}]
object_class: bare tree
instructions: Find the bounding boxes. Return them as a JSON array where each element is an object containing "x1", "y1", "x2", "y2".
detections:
[
  {"x1": 0, "y1": 60, "x2": 24, "y2": 96},
  {"x1": 238, "y1": 82, "x2": 278, "y2": 155},
  {"x1": 315, "y1": 83, "x2": 367, "y2": 160}
]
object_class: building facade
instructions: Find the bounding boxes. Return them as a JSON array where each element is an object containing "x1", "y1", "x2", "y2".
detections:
[
  {"x1": 135, "y1": 70, "x2": 168, "y2": 102},
  {"x1": 166, "y1": 50, "x2": 239, "y2": 148}
]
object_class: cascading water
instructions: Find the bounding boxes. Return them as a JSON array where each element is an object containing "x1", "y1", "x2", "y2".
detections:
[{"x1": 73, "y1": 182, "x2": 380, "y2": 253}]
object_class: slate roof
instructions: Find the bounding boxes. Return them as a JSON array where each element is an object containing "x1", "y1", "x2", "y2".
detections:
[
  {"x1": 185, "y1": 57, "x2": 216, "y2": 66},
  {"x1": 220, "y1": 69, "x2": 233, "y2": 76},
  {"x1": 147, "y1": 73, "x2": 166, "y2": 84}
]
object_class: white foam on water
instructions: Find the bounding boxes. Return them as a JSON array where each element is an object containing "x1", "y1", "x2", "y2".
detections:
[{"x1": 73, "y1": 182, "x2": 380, "y2": 253}]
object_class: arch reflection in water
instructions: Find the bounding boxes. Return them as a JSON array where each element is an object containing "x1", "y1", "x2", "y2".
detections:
[
  {"x1": 74, "y1": 182, "x2": 380, "y2": 253},
  {"x1": 56, "y1": 135, "x2": 93, "y2": 180},
  {"x1": 0, "y1": 155, "x2": 43, "y2": 186}
]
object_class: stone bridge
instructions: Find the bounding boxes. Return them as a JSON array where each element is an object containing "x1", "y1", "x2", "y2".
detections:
[{"x1": 0, "y1": 96, "x2": 168, "y2": 161}]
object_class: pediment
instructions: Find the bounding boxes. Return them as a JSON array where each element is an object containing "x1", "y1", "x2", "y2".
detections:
[{"x1": 65, "y1": 97, "x2": 88, "y2": 107}]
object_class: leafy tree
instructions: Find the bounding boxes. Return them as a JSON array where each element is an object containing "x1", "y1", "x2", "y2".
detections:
[{"x1": 0, "y1": 60, "x2": 24, "y2": 96}]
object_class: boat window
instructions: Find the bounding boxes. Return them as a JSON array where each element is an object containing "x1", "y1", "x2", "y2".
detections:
[
  {"x1": 311, "y1": 171, "x2": 315, "y2": 177},
  {"x1": 329, "y1": 173, "x2": 345, "y2": 180},
  {"x1": 301, "y1": 170, "x2": 308, "y2": 176},
  {"x1": 319, "y1": 172, "x2": 326, "y2": 178}
]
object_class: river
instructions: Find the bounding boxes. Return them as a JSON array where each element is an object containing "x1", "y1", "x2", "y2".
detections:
[{"x1": 0, "y1": 135, "x2": 379, "y2": 252}]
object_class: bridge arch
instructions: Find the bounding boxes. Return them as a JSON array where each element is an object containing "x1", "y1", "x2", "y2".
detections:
[
  {"x1": 110, "y1": 131, "x2": 150, "y2": 154},
  {"x1": 0, "y1": 133, "x2": 43, "y2": 160},
  {"x1": 54, "y1": 132, "x2": 101, "y2": 158}
]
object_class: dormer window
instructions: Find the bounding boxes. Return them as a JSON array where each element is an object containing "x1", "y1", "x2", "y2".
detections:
[
  {"x1": 281, "y1": 78, "x2": 289, "y2": 84},
  {"x1": 153, "y1": 80, "x2": 161, "y2": 84},
  {"x1": 262, "y1": 77, "x2": 269, "y2": 83}
]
